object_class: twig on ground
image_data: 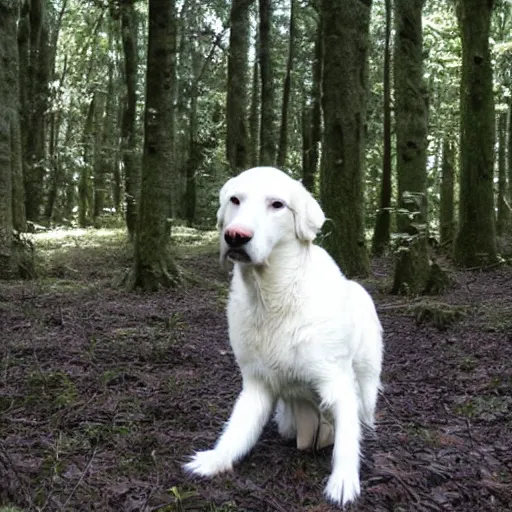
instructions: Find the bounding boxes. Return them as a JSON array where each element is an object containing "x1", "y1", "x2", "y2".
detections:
[
  {"x1": 60, "y1": 445, "x2": 97, "y2": 511},
  {"x1": 465, "y1": 418, "x2": 474, "y2": 450}
]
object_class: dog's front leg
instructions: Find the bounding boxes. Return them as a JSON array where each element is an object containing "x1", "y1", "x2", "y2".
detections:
[
  {"x1": 319, "y1": 368, "x2": 361, "y2": 507},
  {"x1": 184, "y1": 378, "x2": 273, "y2": 477}
]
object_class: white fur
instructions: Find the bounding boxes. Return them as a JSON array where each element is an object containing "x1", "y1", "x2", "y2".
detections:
[{"x1": 184, "y1": 167, "x2": 383, "y2": 507}]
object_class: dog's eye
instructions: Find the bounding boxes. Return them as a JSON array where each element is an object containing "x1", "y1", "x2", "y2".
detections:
[
  {"x1": 271, "y1": 201, "x2": 284, "y2": 209},
  {"x1": 230, "y1": 196, "x2": 240, "y2": 205}
]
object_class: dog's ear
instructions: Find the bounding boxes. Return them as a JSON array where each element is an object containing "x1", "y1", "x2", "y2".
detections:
[
  {"x1": 292, "y1": 185, "x2": 325, "y2": 242},
  {"x1": 216, "y1": 179, "x2": 234, "y2": 229}
]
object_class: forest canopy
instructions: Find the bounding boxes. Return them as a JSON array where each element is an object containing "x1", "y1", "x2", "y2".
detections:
[{"x1": 0, "y1": 0, "x2": 511, "y2": 289}]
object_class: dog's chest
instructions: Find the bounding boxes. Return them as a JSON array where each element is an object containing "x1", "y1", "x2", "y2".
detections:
[{"x1": 227, "y1": 295, "x2": 312, "y2": 390}]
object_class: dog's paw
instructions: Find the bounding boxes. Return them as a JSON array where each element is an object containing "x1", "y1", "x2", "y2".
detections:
[
  {"x1": 324, "y1": 469, "x2": 360, "y2": 507},
  {"x1": 183, "y1": 450, "x2": 232, "y2": 477}
]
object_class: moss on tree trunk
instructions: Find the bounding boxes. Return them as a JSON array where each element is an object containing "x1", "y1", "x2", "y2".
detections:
[
  {"x1": 454, "y1": 0, "x2": 497, "y2": 267},
  {"x1": 391, "y1": 0, "x2": 430, "y2": 295},
  {"x1": 371, "y1": 0, "x2": 392, "y2": 257},
  {"x1": 130, "y1": 0, "x2": 180, "y2": 291},
  {"x1": 120, "y1": 0, "x2": 140, "y2": 239},
  {"x1": 302, "y1": 11, "x2": 322, "y2": 193},
  {"x1": 496, "y1": 112, "x2": 509, "y2": 235},
  {"x1": 1, "y1": 1, "x2": 25, "y2": 278},
  {"x1": 320, "y1": 0, "x2": 371, "y2": 278},
  {"x1": 259, "y1": 0, "x2": 277, "y2": 166},
  {"x1": 226, "y1": 0, "x2": 250, "y2": 174}
]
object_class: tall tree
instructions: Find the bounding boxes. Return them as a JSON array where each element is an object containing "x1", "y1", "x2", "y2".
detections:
[
  {"x1": 302, "y1": 5, "x2": 323, "y2": 193},
  {"x1": 249, "y1": 61, "x2": 260, "y2": 167},
  {"x1": 509, "y1": 99, "x2": 512, "y2": 219},
  {"x1": 0, "y1": 0, "x2": 24, "y2": 277},
  {"x1": 130, "y1": 0, "x2": 179, "y2": 290},
  {"x1": 258, "y1": 0, "x2": 277, "y2": 166},
  {"x1": 19, "y1": 0, "x2": 51, "y2": 222},
  {"x1": 226, "y1": 0, "x2": 250, "y2": 174},
  {"x1": 454, "y1": 0, "x2": 497, "y2": 266},
  {"x1": 439, "y1": 137, "x2": 455, "y2": 247},
  {"x1": 371, "y1": 0, "x2": 392, "y2": 256},
  {"x1": 320, "y1": 0, "x2": 371, "y2": 277},
  {"x1": 496, "y1": 112, "x2": 508, "y2": 235},
  {"x1": 391, "y1": 0, "x2": 430, "y2": 294},
  {"x1": 277, "y1": 0, "x2": 296, "y2": 168},
  {"x1": 120, "y1": 0, "x2": 139, "y2": 239},
  {"x1": 78, "y1": 96, "x2": 95, "y2": 228},
  {"x1": 248, "y1": 27, "x2": 260, "y2": 167},
  {"x1": 93, "y1": 14, "x2": 116, "y2": 226}
]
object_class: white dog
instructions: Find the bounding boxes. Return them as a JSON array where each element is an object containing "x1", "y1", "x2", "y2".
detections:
[{"x1": 184, "y1": 167, "x2": 383, "y2": 507}]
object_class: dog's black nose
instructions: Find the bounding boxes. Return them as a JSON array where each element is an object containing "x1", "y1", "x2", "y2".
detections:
[{"x1": 224, "y1": 231, "x2": 252, "y2": 248}]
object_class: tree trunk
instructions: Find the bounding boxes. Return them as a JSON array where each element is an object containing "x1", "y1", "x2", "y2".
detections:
[
  {"x1": 92, "y1": 91, "x2": 106, "y2": 223},
  {"x1": 440, "y1": 137, "x2": 455, "y2": 247},
  {"x1": 391, "y1": 0, "x2": 430, "y2": 295},
  {"x1": 93, "y1": 20, "x2": 116, "y2": 226},
  {"x1": 496, "y1": 112, "x2": 508, "y2": 235},
  {"x1": 454, "y1": 0, "x2": 497, "y2": 267},
  {"x1": 120, "y1": 0, "x2": 139, "y2": 239},
  {"x1": 248, "y1": 54, "x2": 260, "y2": 167},
  {"x1": 277, "y1": 0, "x2": 296, "y2": 168},
  {"x1": 320, "y1": 0, "x2": 371, "y2": 278},
  {"x1": 21, "y1": 0, "x2": 50, "y2": 222},
  {"x1": 508, "y1": 99, "x2": 512, "y2": 213},
  {"x1": 78, "y1": 97, "x2": 95, "y2": 228},
  {"x1": 0, "y1": 111, "x2": 13, "y2": 279},
  {"x1": 301, "y1": 102, "x2": 313, "y2": 190},
  {"x1": 302, "y1": 10, "x2": 323, "y2": 193},
  {"x1": 371, "y1": 0, "x2": 392, "y2": 256},
  {"x1": 226, "y1": 0, "x2": 250, "y2": 174},
  {"x1": 183, "y1": 45, "x2": 202, "y2": 226},
  {"x1": 184, "y1": 95, "x2": 198, "y2": 226},
  {"x1": 259, "y1": 0, "x2": 277, "y2": 166},
  {"x1": 112, "y1": 98, "x2": 123, "y2": 213},
  {"x1": 0, "y1": 0, "x2": 23, "y2": 277},
  {"x1": 130, "y1": 0, "x2": 179, "y2": 290}
]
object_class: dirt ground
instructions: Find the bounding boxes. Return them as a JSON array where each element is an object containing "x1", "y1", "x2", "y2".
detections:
[{"x1": 1, "y1": 229, "x2": 511, "y2": 512}]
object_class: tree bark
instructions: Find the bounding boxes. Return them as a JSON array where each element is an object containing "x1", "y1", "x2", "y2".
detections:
[
  {"x1": 259, "y1": 0, "x2": 277, "y2": 166},
  {"x1": 20, "y1": 0, "x2": 50, "y2": 222},
  {"x1": 248, "y1": 50, "x2": 260, "y2": 167},
  {"x1": 454, "y1": 0, "x2": 497, "y2": 266},
  {"x1": 391, "y1": 0, "x2": 430, "y2": 295},
  {"x1": 371, "y1": 0, "x2": 392, "y2": 256},
  {"x1": 130, "y1": 0, "x2": 179, "y2": 290},
  {"x1": 120, "y1": 0, "x2": 139, "y2": 239},
  {"x1": 320, "y1": 0, "x2": 371, "y2": 278},
  {"x1": 496, "y1": 112, "x2": 508, "y2": 235},
  {"x1": 304, "y1": 9, "x2": 323, "y2": 193},
  {"x1": 93, "y1": 18, "x2": 116, "y2": 226},
  {"x1": 508, "y1": 99, "x2": 512, "y2": 214},
  {"x1": 277, "y1": 0, "x2": 296, "y2": 168},
  {"x1": 0, "y1": 0, "x2": 24, "y2": 277},
  {"x1": 78, "y1": 97, "x2": 95, "y2": 228},
  {"x1": 440, "y1": 137, "x2": 455, "y2": 247},
  {"x1": 226, "y1": 0, "x2": 251, "y2": 174}
]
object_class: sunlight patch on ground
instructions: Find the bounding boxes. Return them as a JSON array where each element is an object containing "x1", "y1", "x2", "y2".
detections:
[{"x1": 31, "y1": 226, "x2": 219, "y2": 274}]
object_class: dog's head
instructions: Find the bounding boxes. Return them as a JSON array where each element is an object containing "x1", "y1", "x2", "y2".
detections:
[{"x1": 217, "y1": 167, "x2": 325, "y2": 266}]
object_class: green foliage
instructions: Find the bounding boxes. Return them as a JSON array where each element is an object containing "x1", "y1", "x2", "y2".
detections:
[
  {"x1": 25, "y1": 370, "x2": 78, "y2": 408},
  {"x1": 8, "y1": 0, "x2": 512, "y2": 275}
]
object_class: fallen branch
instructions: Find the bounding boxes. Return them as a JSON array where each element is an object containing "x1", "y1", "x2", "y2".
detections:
[{"x1": 60, "y1": 445, "x2": 97, "y2": 510}]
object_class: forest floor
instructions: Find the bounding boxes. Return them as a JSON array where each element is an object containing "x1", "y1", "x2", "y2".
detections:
[{"x1": 1, "y1": 227, "x2": 511, "y2": 512}]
